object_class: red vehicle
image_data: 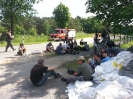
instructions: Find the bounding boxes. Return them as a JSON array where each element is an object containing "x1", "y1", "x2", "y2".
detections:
[{"x1": 50, "y1": 28, "x2": 76, "y2": 41}]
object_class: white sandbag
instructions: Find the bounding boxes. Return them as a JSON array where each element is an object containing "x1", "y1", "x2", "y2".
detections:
[
  {"x1": 67, "y1": 83, "x2": 80, "y2": 99},
  {"x1": 75, "y1": 81, "x2": 93, "y2": 93},
  {"x1": 80, "y1": 87, "x2": 95, "y2": 99},
  {"x1": 95, "y1": 81, "x2": 130, "y2": 99},
  {"x1": 94, "y1": 66, "x2": 104, "y2": 75},
  {"x1": 109, "y1": 71, "x2": 119, "y2": 81},
  {"x1": 116, "y1": 76, "x2": 133, "y2": 91},
  {"x1": 103, "y1": 63, "x2": 115, "y2": 73}
]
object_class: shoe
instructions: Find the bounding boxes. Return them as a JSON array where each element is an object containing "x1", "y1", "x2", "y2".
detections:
[
  {"x1": 13, "y1": 49, "x2": 16, "y2": 51},
  {"x1": 61, "y1": 77, "x2": 67, "y2": 82},
  {"x1": 55, "y1": 73, "x2": 62, "y2": 78}
]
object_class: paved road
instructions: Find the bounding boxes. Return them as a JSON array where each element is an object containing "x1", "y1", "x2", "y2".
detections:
[{"x1": 0, "y1": 38, "x2": 94, "y2": 61}]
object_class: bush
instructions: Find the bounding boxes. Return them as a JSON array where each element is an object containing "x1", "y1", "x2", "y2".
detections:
[
  {"x1": 14, "y1": 25, "x2": 25, "y2": 35},
  {"x1": 28, "y1": 28, "x2": 37, "y2": 36}
]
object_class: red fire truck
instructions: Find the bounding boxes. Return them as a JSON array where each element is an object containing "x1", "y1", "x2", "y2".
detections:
[{"x1": 50, "y1": 28, "x2": 76, "y2": 41}]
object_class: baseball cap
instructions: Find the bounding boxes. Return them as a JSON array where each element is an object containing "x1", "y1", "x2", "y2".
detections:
[{"x1": 77, "y1": 56, "x2": 85, "y2": 61}]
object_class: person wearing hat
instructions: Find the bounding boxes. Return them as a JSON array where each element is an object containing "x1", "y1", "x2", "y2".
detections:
[
  {"x1": 46, "y1": 42, "x2": 54, "y2": 52},
  {"x1": 61, "y1": 56, "x2": 93, "y2": 84},
  {"x1": 30, "y1": 59, "x2": 62, "y2": 87},
  {"x1": 101, "y1": 51, "x2": 111, "y2": 62}
]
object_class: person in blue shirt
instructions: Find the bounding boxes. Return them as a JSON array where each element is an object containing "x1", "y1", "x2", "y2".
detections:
[
  {"x1": 101, "y1": 51, "x2": 111, "y2": 62},
  {"x1": 55, "y1": 43, "x2": 65, "y2": 54}
]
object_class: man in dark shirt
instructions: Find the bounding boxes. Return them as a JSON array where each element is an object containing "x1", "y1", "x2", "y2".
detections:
[{"x1": 30, "y1": 59, "x2": 62, "y2": 87}]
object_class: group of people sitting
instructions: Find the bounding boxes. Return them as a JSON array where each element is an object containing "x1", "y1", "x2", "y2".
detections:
[
  {"x1": 29, "y1": 39, "x2": 124, "y2": 86},
  {"x1": 46, "y1": 39, "x2": 90, "y2": 55}
]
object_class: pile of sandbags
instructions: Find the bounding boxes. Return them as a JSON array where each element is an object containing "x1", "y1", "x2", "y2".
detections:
[
  {"x1": 81, "y1": 76, "x2": 133, "y2": 99},
  {"x1": 93, "y1": 51, "x2": 133, "y2": 84},
  {"x1": 66, "y1": 51, "x2": 133, "y2": 99}
]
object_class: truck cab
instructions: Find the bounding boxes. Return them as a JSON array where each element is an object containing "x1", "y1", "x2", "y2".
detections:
[{"x1": 50, "y1": 28, "x2": 76, "y2": 41}]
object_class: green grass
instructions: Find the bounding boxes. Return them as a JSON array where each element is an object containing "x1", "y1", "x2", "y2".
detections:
[
  {"x1": 76, "y1": 32, "x2": 94, "y2": 39},
  {"x1": 62, "y1": 47, "x2": 94, "y2": 70},
  {"x1": 62, "y1": 56, "x2": 92, "y2": 70},
  {"x1": 0, "y1": 32, "x2": 94, "y2": 47},
  {"x1": 121, "y1": 41, "x2": 133, "y2": 49},
  {"x1": 0, "y1": 35, "x2": 49, "y2": 47}
]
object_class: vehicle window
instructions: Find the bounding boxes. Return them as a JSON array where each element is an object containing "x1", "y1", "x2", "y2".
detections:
[
  {"x1": 52, "y1": 30, "x2": 59, "y2": 34},
  {"x1": 64, "y1": 30, "x2": 67, "y2": 33},
  {"x1": 61, "y1": 30, "x2": 63, "y2": 33}
]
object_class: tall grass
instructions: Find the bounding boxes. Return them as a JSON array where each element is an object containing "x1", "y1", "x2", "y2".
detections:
[
  {"x1": 76, "y1": 32, "x2": 94, "y2": 39},
  {"x1": 0, "y1": 32, "x2": 94, "y2": 47},
  {"x1": 121, "y1": 41, "x2": 133, "y2": 49},
  {"x1": 0, "y1": 35, "x2": 49, "y2": 47}
]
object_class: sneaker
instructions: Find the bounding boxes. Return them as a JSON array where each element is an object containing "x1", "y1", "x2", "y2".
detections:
[
  {"x1": 13, "y1": 49, "x2": 16, "y2": 51},
  {"x1": 55, "y1": 73, "x2": 62, "y2": 78},
  {"x1": 61, "y1": 77, "x2": 67, "y2": 82}
]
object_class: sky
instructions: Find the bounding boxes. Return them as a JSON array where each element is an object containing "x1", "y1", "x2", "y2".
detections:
[{"x1": 33, "y1": 0, "x2": 95, "y2": 18}]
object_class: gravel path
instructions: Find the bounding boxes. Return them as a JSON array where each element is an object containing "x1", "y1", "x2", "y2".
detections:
[{"x1": 0, "y1": 50, "x2": 93, "y2": 99}]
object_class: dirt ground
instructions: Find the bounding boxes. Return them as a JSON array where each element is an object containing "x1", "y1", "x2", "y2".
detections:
[{"x1": 0, "y1": 50, "x2": 93, "y2": 99}]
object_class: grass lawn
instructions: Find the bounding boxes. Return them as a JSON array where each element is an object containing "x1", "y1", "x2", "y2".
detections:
[{"x1": 0, "y1": 32, "x2": 94, "y2": 47}]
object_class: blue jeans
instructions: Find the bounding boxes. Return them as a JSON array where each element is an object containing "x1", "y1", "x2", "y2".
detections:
[{"x1": 34, "y1": 70, "x2": 57, "y2": 87}]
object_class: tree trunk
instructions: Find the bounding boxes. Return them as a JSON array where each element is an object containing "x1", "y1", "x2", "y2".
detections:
[
  {"x1": 113, "y1": 29, "x2": 115, "y2": 40},
  {"x1": 10, "y1": 16, "x2": 14, "y2": 35}
]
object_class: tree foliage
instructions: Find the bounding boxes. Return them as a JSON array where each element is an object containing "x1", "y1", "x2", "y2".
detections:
[
  {"x1": 0, "y1": 0, "x2": 42, "y2": 35},
  {"x1": 86, "y1": 0, "x2": 133, "y2": 27},
  {"x1": 53, "y1": 3, "x2": 71, "y2": 28}
]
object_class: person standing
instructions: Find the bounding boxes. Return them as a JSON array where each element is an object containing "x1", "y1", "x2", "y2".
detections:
[
  {"x1": 5, "y1": 29, "x2": 15, "y2": 52},
  {"x1": 0, "y1": 32, "x2": 2, "y2": 41}
]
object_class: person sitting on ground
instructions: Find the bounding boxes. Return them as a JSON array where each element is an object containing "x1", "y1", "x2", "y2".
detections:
[
  {"x1": 61, "y1": 56, "x2": 93, "y2": 84},
  {"x1": 62, "y1": 41, "x2": 68, "y2": 51},
  {"x1": 101, "y1": 51, "x2": 111, "y2": 63},
  {"x1": 88, "y1": 54, "x2": 101, "y2": 71},
  {"x1": 81, "y1": 42, "x2": 89, "y2": 51},
  {"x1": 55, "y1": 43, "x2": 65, "y2": 55},
  {"x1": 46, "y1": 42, "x2": 54, "y2": 52},
  {"x1": 30, "y1": 59, "x2": 62, "y2": 87},
  {"x1": 72, "y1": 42, "x2": 80, "y2": 54},
  {"x1": 17, "y1": 43, "x2": 26, "y2": 55},
  {"x1": 99, "y1": 48, "x2": 106, "y2": 60},
  {"x1": 67, "y1": 41, "x2": 73, "y2": 54},
  {"x1": 80, "y1": 39, "x2": 84, "y2": 45},
  {"x1": 109, "y1": 47, "x2": 123, "y2": 57}
]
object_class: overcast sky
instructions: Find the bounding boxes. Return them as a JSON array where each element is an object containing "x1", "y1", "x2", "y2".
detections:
[{"x1": 33, "y1": 0, "x2": 95, "y2": 18}]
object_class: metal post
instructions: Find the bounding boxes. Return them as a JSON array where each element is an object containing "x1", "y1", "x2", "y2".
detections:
[
  {"x1": 22, "y1": 31, "x2": 25, "y2": 44},
  {"x1": 113, "y1": 29, "x2": 115, "y2": 40},
  {"x1": 124, "y1": 36, "x2": 125, "y2": 43},
  {"x1": 120, "y1": 33, "x2": 121, "y2": 42}
]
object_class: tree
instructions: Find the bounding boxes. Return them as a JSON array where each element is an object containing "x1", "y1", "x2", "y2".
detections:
[
  {"x1": 43, "y1": 20, "x2": 51, "y2": 35},
  {"x1": 0, "y1": 0, "x2": 42, "y2": 35},
  {"x1": 86, "y1": 0, "x2": 133, "y2": 27},
  {"x1": 53, "y1": 3, "x2": 71, "y2": 28}
]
